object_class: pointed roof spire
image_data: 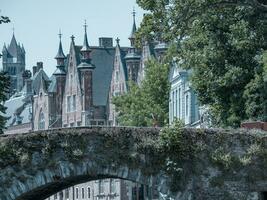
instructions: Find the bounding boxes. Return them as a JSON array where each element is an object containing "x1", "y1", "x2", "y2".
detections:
[
  {"x1": 21, "y1": 44, "x2": 25, "y2": 54},
  {"x1": 81, "y1": 20, "x2": 91, "y2": 51},
  {"x1": 2, "y1": 43, "x2": 7, "y2": 52},
  {"x1": 129, "y1": 8, "x2": 137, "y2": 41},
  {"x1": 55, "y1": 29, "x2": 66, "y2": 59},
  {"x1": 8, "y1": 33, "x2": 18, "y2": 57}
]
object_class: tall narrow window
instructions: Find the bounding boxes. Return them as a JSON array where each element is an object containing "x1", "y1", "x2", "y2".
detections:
[
  {"x1": 175, "y1": 90, "x2": 178, "y2": 118},
  {"x1": 115, "y1": 71, "x2": 119, "y2": 82},
  {"x1": 178, "y1": 88, "x2": 181, "y2": 118},
  {"x1": 72, "y1": 95, "x2": 76, "y2": 111},
  {"x1": 186, "y1": 94, "x2": 189, "y2": 116},
  {"x1": 76, "y1": 188, "x2": 79, "y2": 199},
  {"x1": 67, "y1": 96, "x2": 71, "y2": 112},
  {"x1": 82, "y1": 187, "x2": 85, "y2": 199},
  {"x1": 87, "y1": 187, "x2": 91, "y2": 198},
  {"x1": 172, "y1": 91, "x2": 175, "y2": 119},
  {"x1": 110, "y1": 179, "x2": 115, "y2": 194},
  {"x1": 38, "y1": 110, "x2": 45, "y2": 130},
  {"x1": 65, "y1": 188, "x2": 69, "y2": 199},
  {"x1": 99, "y1": 180, "x2": 104, "y2": 194},
  {"x1": 59, "y1": 191, "x2": 63, "y2": 200}
]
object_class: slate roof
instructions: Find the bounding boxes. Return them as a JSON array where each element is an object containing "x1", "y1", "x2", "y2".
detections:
[
  {"x1": 90, "y1": 47, "x2": 115, "y2": 106},
  {"x1": 7, "y1": 34, "x2": 24, "y2": 58},
  {"x1": 129, "y1": 19, "x2": 137, "y2": 39},
  {"x1": 68, "y1": 45, "x2": 129, "y2": 106},
  {"x1": 8, "y1": 34, "x2": 18, "y2": 57},
  {"x1": 4, "y1": 91, "x2": 32, "y2": 126},
  {"x1": 117, "y1": 44, "x2": 128, "y2": 81},
  {"x1": 31, "y1": 69, "x2": 50, "y2": 95},
  {"x1": 55, "y1": 40, "x2": 66, "y2": 59}
]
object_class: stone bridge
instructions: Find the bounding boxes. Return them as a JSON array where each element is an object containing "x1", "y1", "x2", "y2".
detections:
[{"x1": 0, "y1": 127, "x2": 267, "y2": 200}]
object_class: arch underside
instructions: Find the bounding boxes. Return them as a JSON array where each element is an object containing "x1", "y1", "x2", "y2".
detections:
[
  {"x1": 16, "y1": 174, "x2": 121, "y2": 200},
  {"x1": 9, "y1": 164, "x2": 163, "y2": 200}
]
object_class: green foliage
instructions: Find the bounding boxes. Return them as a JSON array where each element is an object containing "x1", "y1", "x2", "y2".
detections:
[
  {"x1": 159, "y1": 120, "x2": 198, "y2": 191},
  {"x1": 244, "y1": 51, "x2": 267, "y2": 121},
  {"x1": 137, "y1": 0, "x2": 267, "y2": 127},
  {"x1": 0, "y1": 72, "x2": 10, "y2": 134},
  {"x1": 0, "y1": 16, "x2": 10, "y2": 24},
  {"x1": 0, "y1": 15, "x2": 10, "y2": 133},
  {"x1": 112, "y1": 58, "x2": 170, "y2": 127}
]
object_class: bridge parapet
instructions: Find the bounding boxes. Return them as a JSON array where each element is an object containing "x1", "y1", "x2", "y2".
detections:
[{"x1": 0, "y1": 127, "x2": 267, "y2": 200}]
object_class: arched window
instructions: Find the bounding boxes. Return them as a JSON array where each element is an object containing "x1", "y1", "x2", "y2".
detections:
[
  {"x1": 87, "y1": 187, "x2": 91, "y2": 198},
  {"x1": 38, "y1": 110, "x2": 45, "y2": 130}
]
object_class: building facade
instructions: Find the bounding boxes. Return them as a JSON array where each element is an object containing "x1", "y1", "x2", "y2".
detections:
[
  {"x1": 2, "y1": 33, "x2": 26, "y2": 97},
  {"x1": 169, "y1": 62, "x2": 201, "y2": 127}
]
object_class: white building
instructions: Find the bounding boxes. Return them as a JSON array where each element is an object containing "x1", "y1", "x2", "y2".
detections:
[{"x1": 169, "y1": 63, "x2": 200, "y2": 127}]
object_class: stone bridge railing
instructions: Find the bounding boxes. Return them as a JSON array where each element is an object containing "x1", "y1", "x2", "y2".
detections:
[{"x1": 0, "y1": 126, "x2": 266, "y2": 200}]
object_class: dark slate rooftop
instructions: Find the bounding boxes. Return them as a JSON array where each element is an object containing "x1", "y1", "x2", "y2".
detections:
[
  {"x1": 70, "y1": 45, "x2": 128, "y2": 106},
  {"x1": 91, "y1": 46, "x2": 115, "y2": 106},
  {"x1": 31, "y1": 69, "x2": 50, "y2": 95},
  {"x1": 55, "y1": 40, "x2": 66, "y2": 59},
  {"x1": 7, "y1": 34, "x2": 24, "y2": 58}
]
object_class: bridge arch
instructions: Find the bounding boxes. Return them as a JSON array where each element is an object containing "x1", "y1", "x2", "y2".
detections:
[{"x1": 0, "y1": 127, "x2": 169, "y2": 200}]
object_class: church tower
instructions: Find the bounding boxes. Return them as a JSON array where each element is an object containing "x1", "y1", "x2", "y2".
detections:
[
  {"x1": 125, "y1": 9, "x2": 141, "y2": 83},
  {"x1": 2, "y1": 32, "x2": 26, "y2": 96}
]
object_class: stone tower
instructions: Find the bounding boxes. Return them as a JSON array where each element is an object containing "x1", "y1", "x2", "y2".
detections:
[
  {"x1": 125, "y1": 9, "x2": 141, "y2": 83},
  {"x1": 2, "y1": 33, "x2": 25, "y2": 96}
]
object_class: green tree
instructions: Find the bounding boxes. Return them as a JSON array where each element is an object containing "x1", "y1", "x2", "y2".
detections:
[
  {"x1": 0, "y1": 16, "x2": 10, "y2": 24},
  {"x1": 0, "y1": 15, "x2": 10, "y2": 133},
  {"x1": 112, "y1": 59, "x2": 170, "y2": 127},
  {"x1": 0, "y1": 72, "x2": 10, "y2": 134},
  {"x1": 136, "y1": 0, "x2": 267, "y2": 127}
]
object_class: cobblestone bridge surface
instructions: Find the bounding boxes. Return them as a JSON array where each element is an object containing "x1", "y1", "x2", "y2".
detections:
[{"x1": 0, "y1": 127, "x2": 266, "y2": 200}]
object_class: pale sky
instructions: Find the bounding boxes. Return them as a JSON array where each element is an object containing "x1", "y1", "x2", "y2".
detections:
[{"x1": 0, "y1": 0, "x2": 145, "y2": 76}]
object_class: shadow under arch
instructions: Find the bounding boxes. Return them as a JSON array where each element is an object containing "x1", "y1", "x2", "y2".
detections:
[{"x1": 16, "y1": 169, "x2": 156, "y2": 200}]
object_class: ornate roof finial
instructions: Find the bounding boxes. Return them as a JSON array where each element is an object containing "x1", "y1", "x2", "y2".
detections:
[
  {"x1": 81, "y1": 20, "x2": 91, "y2": 52},
  {"x1": 132, "y1": 7, "x2": 136, "y2": 22},
  {"x1": 71, "y1": 35, "x2": 75, "y2": 42},
  {"x1": 116, "y1": 37, "x2": 120, "y2": 45},
  {"x1": 129, "y1": 7, "x2": 137, "y2": 46},
  {"x1": 84, "y1": 19, "x2": 87, "y2": 33},
  {"x1": 58, "y1": 29, "x2": 62, "y2": 40},
  {"x1": 55, "y1": 29, "x2": 66, "y2": 59}
]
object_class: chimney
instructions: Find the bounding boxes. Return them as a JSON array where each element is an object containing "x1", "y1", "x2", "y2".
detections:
[
  {"x1": 22, "y1": 70, "x2": 32, "y2": 88},
  {"x1": 32, "y1": 66, "x2": 37, "y2": 76},
  {"x1": 99, "y1": 37, "x2": 113, "y2": 48},
  {"x1": 37, "y1": 62, "x2": 43, "y2": 71}
]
